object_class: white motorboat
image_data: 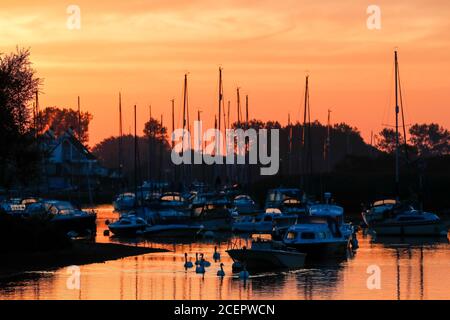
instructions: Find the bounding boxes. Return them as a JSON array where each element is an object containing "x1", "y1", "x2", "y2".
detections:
[
  {"x1": 232, "y1": 194, "x2": 259, "y2": 215},
  {"x1": 283, "y1": 217, "x2": 350, "y2": 259},
  {"x1": 362, "y1": 200, "x2": 447, "y2": 236},
  {"x1": 308, "y1": 194, "x2": 354, "y2": 239},
  {"x1": 108, "y1": 215, "x2": 148, "y2": 236},
  {"x1": 232, "y1": 211, "x2": 297, "y2": 234}
]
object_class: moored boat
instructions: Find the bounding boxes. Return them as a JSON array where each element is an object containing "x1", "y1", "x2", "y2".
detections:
[
  {"x1": 226, "y1": 237, "x2": 306, "y2": 270},
  {"x1": 282, "y1": 216, "x2": 350, "y2": 259},
  {"x1": 108, "y1": 214, "x2": 148, "y2": 236}
]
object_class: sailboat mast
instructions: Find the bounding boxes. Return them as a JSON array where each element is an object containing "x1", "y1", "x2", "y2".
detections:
[
  {"x1": 218, "y1": 68, "x2": 223, "y2": 133},
  {"x1": 171, "y1": 99, "x2": 175, "y2": 149},
  {"x1": 245, "y1": 95, "x2": 249, "y2": 126},
  {"x1": 394, "y1": 50, "x2": 400, "y2": 197},
  {"x1": 119, "y1": 93, "x2": 123, "y2": 177},
  {"x1": 77, "y1": 96, "x2": 81, "y2": 141},
  {"x1": 237, "y1": 88, "x2": 241, "y2": 125},
  {"x1": 134, "y1": 104, "x2": 138, "y2": 205}
]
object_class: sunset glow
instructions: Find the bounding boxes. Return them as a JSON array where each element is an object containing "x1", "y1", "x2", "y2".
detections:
[{"x1": 1, "y1": 0, "x2": 449, "y2": 147}]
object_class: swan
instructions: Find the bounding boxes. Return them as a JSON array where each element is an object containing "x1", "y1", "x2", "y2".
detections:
[
  {"x1": 195, "y1": 262, "x2": 205, "y2": 274},
  {"x1": 200, "y1": 253, "x2": 211, "y2": 267},
  {"x1": 217, "y1": 263, "x2": 225, "y2": 277},
  {"x1": 213, "y1": 246, "x2": 220, "y2": 261},
  {"x1": 184, "y1": 253, "x2": 193, "y2": 268},
  {"x1": 195, "y1": 253, "x2": 200, "y2": 265}
]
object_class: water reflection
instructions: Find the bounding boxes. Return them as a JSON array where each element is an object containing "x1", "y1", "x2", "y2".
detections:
[{"x1": 0, "y1": 206, "x2": 448, "y2": 300}]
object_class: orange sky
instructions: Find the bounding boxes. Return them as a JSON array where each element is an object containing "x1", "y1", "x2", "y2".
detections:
[{"x1": 1, "y1": 0, "x2": 449, "y2": 147}]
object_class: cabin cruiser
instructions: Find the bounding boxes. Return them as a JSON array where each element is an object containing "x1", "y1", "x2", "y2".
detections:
[
  {"x1": 362, "y1": 200, "x2": 447, "y2": 236},
  {"x1": 232, "y1": 210, "x2": 297, "y2": 234},
  {"x1": 108, "y1": 214, "x2": 148, "y2": 236},
  {"x1": 232, "y1": 194, "x2": 259, "y2": 215},
  {"x1": 0, "y1": 197, "x2": 40, "y2": 216},
  {"x1": 191, "y1": 195, "x2": 234, "y2": 231},
  {"x1": 144, "y1": 192, "x2": 191, "y2": 224},
  {"x1": 264, "y1": 188, "x2": 303, "y2": 211},
  {"x1": 283, "y1": 216, "x2": 350, "y2": 259},
  {"x1": 226, "y1": 236, "x2": 306, "y2": 270},
  {"x1": 25, "y1": 200, "x2": 96, "y2": 235},
  {"x1": 113, "y1": 193, "x2": 136, "y2": 212},
  {"x1": 308, "y1": 193, "x2": 353, "y2": 239}
]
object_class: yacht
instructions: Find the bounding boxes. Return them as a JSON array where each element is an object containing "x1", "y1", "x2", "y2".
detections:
[
  {"x1": 108, "y1": 214, "x2": 148, "y2": 236},
  {"x1": 362, "y1": 51, "x2": 448, "y2": 237},
  {"x1": 264, "y1": 188, "x2": 303, "y2": 211},
  {"x1": 190, "y1": 194, "x2": 234, "y2": 231},
  {"x1": 25, "y1": 200, "x2": 96, "y2": 235},
  {"x1": 282, "y1": 216, "x2": 350, "y2": 259},
  {"x1": 233, "y1": 211, "x2": 297, "y2": 234},
  {"x1": 113, "y1": 193, "x2": 136, "y2": 212},
  {"x1": 362, "y1": 200, "x2": 447, "y2": 236},
  {"x1": 232, "y1": 194, "x2": 259, "y2": 215}
]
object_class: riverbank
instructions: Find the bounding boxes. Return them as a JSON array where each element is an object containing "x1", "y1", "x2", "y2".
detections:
[{"x1": 0, "y1": 242, "x2": 168, "y2": 280}]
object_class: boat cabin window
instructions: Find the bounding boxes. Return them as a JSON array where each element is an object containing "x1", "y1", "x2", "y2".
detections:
[
  {"x1": 300, "y1": 232, "x2": 316, "y2": 239},
  {"x1": 286, "y1": 232, "x2": 297, "y2": 240}
]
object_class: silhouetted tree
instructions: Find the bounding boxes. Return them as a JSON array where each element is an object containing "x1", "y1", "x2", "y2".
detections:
[
  {"x1": 409, "y1": 123, "x2": 449, "y2": 157},
  {"x1": 0, "y1": 47, "x2": 41, "y2": 188},
  {"x1": 38, "y1": 107, "x2": 92, "y2": 144},
  {"x1": 143, "y1": 117, "x2": 167, "y2": 141},
  {"x1": 376, "y1": 128, "x2": 405, "y2": 154}
]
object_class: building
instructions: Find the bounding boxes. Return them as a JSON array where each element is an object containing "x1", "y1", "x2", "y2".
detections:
[{"x1": 40, "y1": 128, "x2": 118, "y2": 192}]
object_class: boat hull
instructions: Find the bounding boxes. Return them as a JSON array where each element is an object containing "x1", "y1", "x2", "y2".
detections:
[
  {"x1": 285, "y1": 240, "x2": 349, "y2": 259},
  {"x1": 51, "y1": 214, "x2": 96, "y2": 236},
  {"x1": 108, "y1": 225, "x2": 146, "y2": 236},
  {"x1": 226, "y1": 249, "x2": 306, "y2": 270},
  {"x1": 142, "y1": 225, "x2": 203, "y2": 238},
  {"x1": 371, "y1": 220, "x2": 448, "y2": 236}
]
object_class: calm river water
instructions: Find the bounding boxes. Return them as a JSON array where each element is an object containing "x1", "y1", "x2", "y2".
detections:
[{"x1": 0, "y1": 205, "x2": 449, "y2": 300}]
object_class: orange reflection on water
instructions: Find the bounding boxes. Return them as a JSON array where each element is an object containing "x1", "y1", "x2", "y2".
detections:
[{"x1": 0, "y1": 206, "x2": 448, "y2": 300}]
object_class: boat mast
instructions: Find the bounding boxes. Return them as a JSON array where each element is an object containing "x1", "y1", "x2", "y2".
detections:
[
  {"x1": 302, "y1": 75, "x2": 311, "y2": 191},
  {"x1": 326, "y1": 109, "x2": 331, "y2": 173},
  {"x1": 394, "y1": 50, "x2": 400, "y2": 198},
  {"x1": 171, "y1": 98, "x2": 176, "y2": 185},
  {"x1": 134, "y1": 104, "x2": 138, "y2": 207},
  {"x1": 119, "y1": 92, "x2": 123, "y2": 181},
  {"x1": 77, "y1": 96, "x2": 82, "y2": 142},
  {"x1": 148, "y1": 105, "x2": 152, "y2": 182}
]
